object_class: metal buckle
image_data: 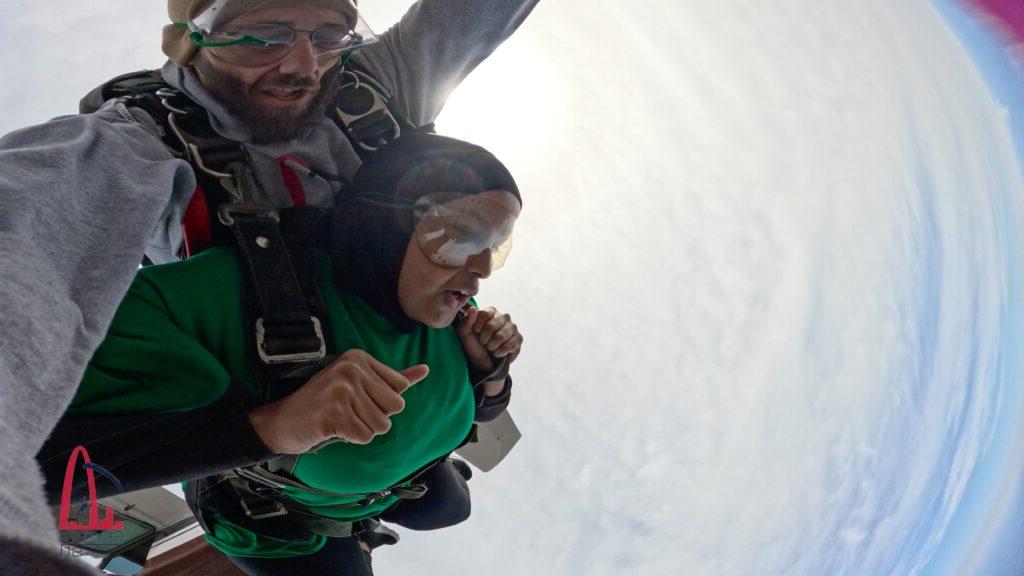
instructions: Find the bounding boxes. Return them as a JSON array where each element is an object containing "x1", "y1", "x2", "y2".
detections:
[
  {"x1": 255, "y1": 317, "x2": 327, "y2": 365},
  {"x1": 391, "y1": 484, "x2": 428, "y2": 500},
  {"x1": 356, "y1": 491, "x2": 391, "y2": 506},
  {"x1": 335, "y1": 71, "x2": 400, "y2": 152},
  {"x1": 165, "y1": 109, "x2": 246, "y2": 202},
  {"x1": 217, "y1": 203, "x2": 280, "y2": 227},
  {"x1": 166, "y1": 113, "x2": 233, "y2": 180},
  {"x1": 240, "y1": 497, "x2": 288, "y2": 520}
]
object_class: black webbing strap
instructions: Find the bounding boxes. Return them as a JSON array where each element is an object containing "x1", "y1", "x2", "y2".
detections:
[
  {"x1": 238, "y1": 208, "x2": 335, "y2": 407},
  {"x1": 190, "y1": 473, "x2": 395, "y2": 543},
  {"x1": 220, "y1": 204, "x2": 326, "y2": 366},
  {"x1": 253, "y1": 427, "x2": 478, "y2": 506}
]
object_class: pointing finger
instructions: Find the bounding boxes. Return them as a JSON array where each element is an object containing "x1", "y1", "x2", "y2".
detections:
[
  {"x1": 363, "y1": 355, "x2": 417, "y2": 393},
  {"x1": 400, "y1": 364, "x2": 430, "y2": 387}
]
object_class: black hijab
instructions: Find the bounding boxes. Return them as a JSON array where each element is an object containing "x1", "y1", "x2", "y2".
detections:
[{"x1": 329, "y1": 133, "x2": 521, "y2": 331}]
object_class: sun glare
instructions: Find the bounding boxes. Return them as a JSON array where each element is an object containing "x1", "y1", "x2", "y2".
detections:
[{"x1": 434, "y1": 41, "x2": 556, "y2": 153}]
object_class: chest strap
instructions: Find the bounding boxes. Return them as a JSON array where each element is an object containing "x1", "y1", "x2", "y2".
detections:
[
  {"x1": 204, "y1": 474, "x2": 398, "y2": 540},
  {"x1": 221, "y1": 204, "x2": 327, "y2": 370}
]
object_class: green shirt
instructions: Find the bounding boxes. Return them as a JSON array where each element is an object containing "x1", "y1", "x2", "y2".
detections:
[{"x1": 70, "y1": 247, "x2": 477, "y2": 558}]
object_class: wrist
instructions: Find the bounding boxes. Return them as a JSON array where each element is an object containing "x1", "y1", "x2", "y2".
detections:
[
  {"x1": 467, "y1": 357, "x2": 495, "y2": 380},
  {"x1": 475, "y1": 355, "x2": 510, "y2": 386},
  {"x1": 247, "y1": 404, "x2": 283, "y2": 454},
  {"x1": 482, "y1": 377, "x2": 507, "y2": 397}
]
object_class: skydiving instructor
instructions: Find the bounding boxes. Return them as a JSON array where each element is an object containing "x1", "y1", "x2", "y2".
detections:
[{"x1": 0, "y1": 0, "x2": 538, "y2": 572}]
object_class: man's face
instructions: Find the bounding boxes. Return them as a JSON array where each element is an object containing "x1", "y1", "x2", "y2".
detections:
[{"x1": 192, "y1": 5, "x2": 349, "y2": 144}]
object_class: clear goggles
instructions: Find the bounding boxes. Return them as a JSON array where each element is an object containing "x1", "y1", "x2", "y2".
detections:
[
  {"x1": 414, "y1": 192, "x2": 519, "y2": 270},
  {"x1": 360, "y1": 191, "x2": 520, "y2": 271},
  {"x1": 184, "y1": 0, "x2": 378, "y2": 66}
]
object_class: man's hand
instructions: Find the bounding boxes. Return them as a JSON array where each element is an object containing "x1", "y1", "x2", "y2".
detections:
[
  {"x1": 247, "y1": 349, "x2": 429, "y2": 454},
  {"x1": 455, "y1": 306, "x2": 523, "y2": 378}
]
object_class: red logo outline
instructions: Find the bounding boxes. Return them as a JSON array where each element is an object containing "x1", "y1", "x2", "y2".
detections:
[{"x1": 58, "y1": 445, "x2": 123, "y2": 532}]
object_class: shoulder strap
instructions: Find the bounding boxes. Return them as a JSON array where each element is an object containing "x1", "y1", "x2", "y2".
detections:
[
  {"x1": 79, "y1": 69, "x2": 167, "y2": 115},
  {"x1": 223, "y1": 205, "x2": 329, "y2": 401},
  {"x1": 81, "y1": 70, "x2": 246, "y2": 259}
]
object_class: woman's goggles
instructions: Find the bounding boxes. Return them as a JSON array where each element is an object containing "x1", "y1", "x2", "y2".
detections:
[
  {"x1": 357, "y1": 191, "x2": 519, "y2": 271},
  {"x1": 413, "y1": 193, "x2": 519, "y2": 271}
]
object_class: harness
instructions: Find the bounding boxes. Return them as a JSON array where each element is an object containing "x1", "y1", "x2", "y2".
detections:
[
  {"x1": 80, "y1": 65, "x2": 467, "y2": 540},
  {"x1": 78, "y1": 64, "x2": 422, "y2": 259}
]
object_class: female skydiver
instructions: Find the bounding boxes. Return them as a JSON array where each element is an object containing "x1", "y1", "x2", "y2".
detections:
[{"x1": 49, "y1": 133, "x2": 524, "y2": 574}]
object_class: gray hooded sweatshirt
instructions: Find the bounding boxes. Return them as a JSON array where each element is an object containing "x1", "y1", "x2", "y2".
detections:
[{"x1": 0, "y1": 0, "x2": 538, "y2": 571}]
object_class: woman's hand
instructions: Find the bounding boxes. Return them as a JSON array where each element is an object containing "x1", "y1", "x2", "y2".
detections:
[
  {"x1": 455, "y1": 306, "x2": 523, "y2": 385},
  {"x1": 247, "y1": 349, "x2": 429, "y2": 454}
]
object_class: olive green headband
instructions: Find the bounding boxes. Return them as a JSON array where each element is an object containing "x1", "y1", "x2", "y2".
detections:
[{"x1": 162, "y1": 0, "x2": 358, "y2": 66}]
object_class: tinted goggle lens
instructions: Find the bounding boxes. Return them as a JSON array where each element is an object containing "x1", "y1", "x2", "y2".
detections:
[{"x1": 413, "y1": 193, "x2": 518, "y2": 270}]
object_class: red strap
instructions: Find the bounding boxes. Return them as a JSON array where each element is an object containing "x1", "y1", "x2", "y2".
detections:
[
  {"x1": 277, "y1": 155, "x2": 309, "y2": 206},
  {"x1": 181, "y1": 157, "x2": 309, "y2": 259},
  {"x1": 180, "y1": 185, "x2": 211, "y2": 259}
]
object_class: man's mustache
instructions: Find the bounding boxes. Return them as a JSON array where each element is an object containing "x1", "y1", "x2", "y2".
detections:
[
  {"x1": 253, "y1": 66, "x2": 342, "y2": 92},
  {"x1": 255, "y1": 75, "x2": 320, "y2": 91}
]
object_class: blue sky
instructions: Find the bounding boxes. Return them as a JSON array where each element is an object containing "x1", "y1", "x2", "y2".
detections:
[{"x1": 921, "y1": 3, "x2": 1024, "y2": 575}]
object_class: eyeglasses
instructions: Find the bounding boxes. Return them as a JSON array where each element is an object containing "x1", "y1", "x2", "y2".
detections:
[{"x1": 183, "y1": 22, "x2": 377, "y2": 67}]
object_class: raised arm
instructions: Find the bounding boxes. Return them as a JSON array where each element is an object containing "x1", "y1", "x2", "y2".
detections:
[
  {"x1": 355, "y1": 0, "x2": 541, "y2": 125},
  {"x1": 0, "y1": 103, "x2": 193, "y2": 547},
  {"x1": 455, "y1": 305, "x2": 522, "y2": 422}
]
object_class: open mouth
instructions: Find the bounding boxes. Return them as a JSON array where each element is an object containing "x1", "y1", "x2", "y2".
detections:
[
  {"x1": 259, "y1": 87, "x2": 311, "y2": 103},
  {"x1": 444, "y1": 289, "x2": 472, "y2": 309}
]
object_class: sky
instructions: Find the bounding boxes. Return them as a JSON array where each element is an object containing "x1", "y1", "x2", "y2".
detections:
[{"x1": 1, "y1": 1, "x2": 1022, "y2": 575}]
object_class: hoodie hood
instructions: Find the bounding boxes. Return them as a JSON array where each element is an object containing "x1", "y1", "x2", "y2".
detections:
[{"x1": 329, "y1": 132, "x2": 520, "y2": 332}]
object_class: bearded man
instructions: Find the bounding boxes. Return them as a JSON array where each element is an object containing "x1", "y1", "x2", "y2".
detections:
[{"x1": 0, "y1": 0, "x2": 538, "y2": 572}]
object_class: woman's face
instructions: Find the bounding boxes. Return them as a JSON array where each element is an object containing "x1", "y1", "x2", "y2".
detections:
[{"x1": 397, "y1": 190, "x2": 521, "y2": 328}]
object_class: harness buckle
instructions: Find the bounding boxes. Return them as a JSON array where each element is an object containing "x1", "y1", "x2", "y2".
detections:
[
  {"x1": 217, "y1": 203, "x2": 280, "y2": 227},
  {"x1": 334, "y1": 70, "x2": 401, "y2": 152},
  {"x1": 255, "y1": 316, "x2": 327, "y2": 365},
  {"x1": 239, "y1": 496, "x2": 288, "y2": 520},
  {"x1": 391, "y1": 484, "x2": 428, "y2": 500}
]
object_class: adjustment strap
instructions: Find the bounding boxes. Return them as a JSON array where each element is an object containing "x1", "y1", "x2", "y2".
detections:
[
  {"x1": 227, "y1": 477, "x2": 357, "y2": 537},
  {"x1": 234, "y1": 466, "x2": 387, "y2": 505},
  {"x1": 220, "y1": 204, "x2": 326, "y2": 365},
  {"x1": 236, "y1": 461, "x2": 429, "y2": 505}
]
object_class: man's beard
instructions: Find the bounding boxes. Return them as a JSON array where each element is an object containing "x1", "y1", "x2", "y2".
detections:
[{"x1": 194, "y1": 56, "x2": 341, "y2": 145}]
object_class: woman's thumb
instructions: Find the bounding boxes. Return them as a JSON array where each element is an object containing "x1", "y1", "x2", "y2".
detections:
[{"x1": 400, "y1": 364, "x2": 430, "y2": 386}]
